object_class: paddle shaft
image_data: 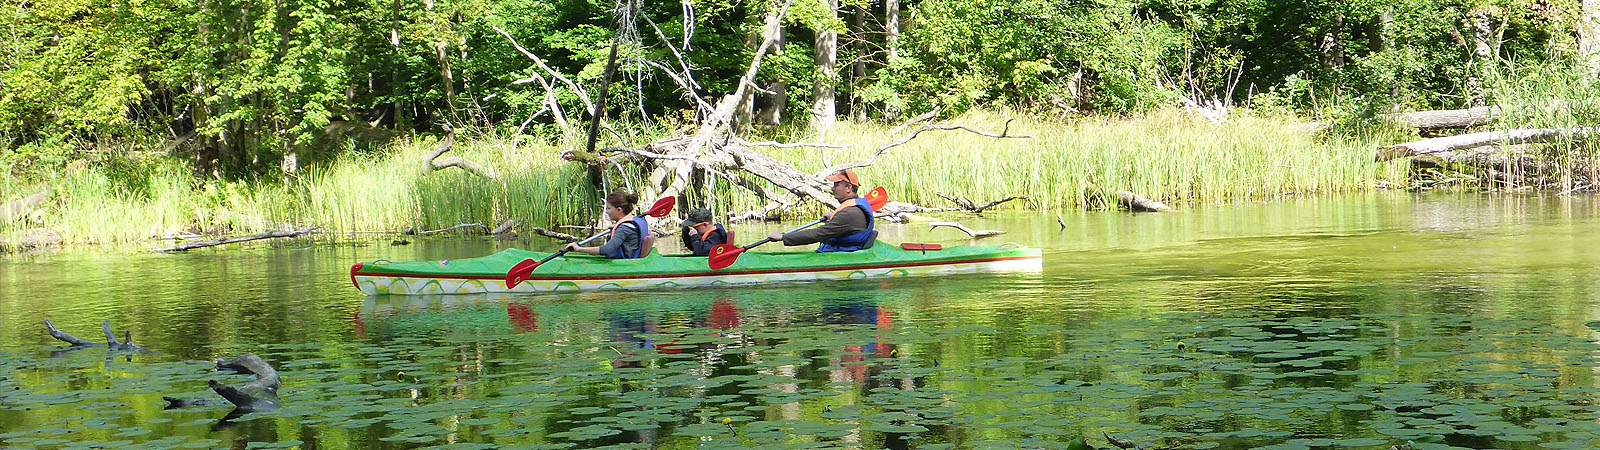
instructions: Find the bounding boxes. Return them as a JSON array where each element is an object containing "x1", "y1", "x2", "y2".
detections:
[
  {"x1": 536, "y1": 229, "x2": 611, "y2": 265},
  {"x1": 741, "y1": 218, "x2": 826, "y2": 252}
]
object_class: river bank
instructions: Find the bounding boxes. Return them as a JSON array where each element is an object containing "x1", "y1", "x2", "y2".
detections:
[{"x1": 4, "y1": 109, "x2": 1410, "y2": 253}]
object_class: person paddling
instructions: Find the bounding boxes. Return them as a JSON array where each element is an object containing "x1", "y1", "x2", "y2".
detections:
[
  {"x1": 567, "y1": 190, "x2": 651, "y2": 259},
  {"x1": 679, "y1": 208, "x2": 729, "y2": 256},
  {"x1": 766, "y1": 169, "x2": 876, "y2": 253}
]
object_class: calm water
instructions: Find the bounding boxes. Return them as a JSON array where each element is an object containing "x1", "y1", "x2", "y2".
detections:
[{"x1": 3, "y1": 193, "x2": 1600, "y2": 449}]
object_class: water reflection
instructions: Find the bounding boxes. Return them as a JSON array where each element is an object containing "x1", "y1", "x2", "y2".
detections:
[{"x1": 6, "y1": 194, "x2": 1600, "y2": 449}]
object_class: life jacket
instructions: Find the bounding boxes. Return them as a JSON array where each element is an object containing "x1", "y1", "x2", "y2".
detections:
[
  {"x1": 700, "y1": 224, "x2": 728, "y2": 243},
  {"x1": 605, "y1": 216, "x2": 651, "y2": 259},
  {"x1": 817, "y1": 197, "x2": 875, "y2": 253}
]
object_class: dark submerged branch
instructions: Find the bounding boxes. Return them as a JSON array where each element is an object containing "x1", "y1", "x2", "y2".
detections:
[{"x1": 153, "y1": 228, "x2": 320, "y2": 253}]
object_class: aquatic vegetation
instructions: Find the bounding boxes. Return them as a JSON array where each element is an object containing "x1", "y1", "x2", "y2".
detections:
[{"x1": 3, "y1": 296, "x2": 1599, "y2": 449}]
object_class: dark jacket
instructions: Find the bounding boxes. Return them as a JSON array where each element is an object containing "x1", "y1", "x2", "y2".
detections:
[
  {"x1": 681, "y1": 224, "x2": 728, "y2": 256},
  {"x1": 596, "y1": 219, "x2": 643, "y2": 259},
  {"x1": 783, "y1": 196, "x2": 870, "y2": 246}
]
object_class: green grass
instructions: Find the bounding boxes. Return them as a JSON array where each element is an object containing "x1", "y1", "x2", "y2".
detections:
[
  {"x1": 754, "y1": 109, "x2": 1407, "y2": 211},
  {"x1": 2, "y1": 109, "x2": 1408, "y2": 249}
]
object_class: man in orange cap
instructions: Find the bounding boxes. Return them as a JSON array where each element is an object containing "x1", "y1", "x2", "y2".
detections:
[{"x1": 767, "y1": 169, "x2": 876, "y2": 252}]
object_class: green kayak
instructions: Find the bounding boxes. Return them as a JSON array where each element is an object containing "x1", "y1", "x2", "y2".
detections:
[{"x1": 351, "y1": 242, "x2": 1042, "y2": 295}]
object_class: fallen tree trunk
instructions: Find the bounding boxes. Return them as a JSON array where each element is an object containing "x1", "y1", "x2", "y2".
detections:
[
  {"x1": 1387, "y1": 106, "x2": 1501, "y2": 130},
  {"x1": 0, "y1": 190, "x2": 49, "y2": 224},
  {"x1": 154, "y1": 228, "x2": 319, "y2": 253},
  {"x1": 1115, "y1": 191, "x2": 1174, "y2": 212},
  {"x1": 419, "y1": 223, "x2": 487, "y2": 235},
  {"x1": 1308, "y1": 106, "x2": 1504, "y2": 134},
  {"x1": 1377, "y1": 127, "x2": 1600, "y2": 162}
]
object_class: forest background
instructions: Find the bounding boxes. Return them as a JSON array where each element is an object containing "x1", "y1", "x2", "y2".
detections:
[{"x1": 2, "y1": 0, "x2": 1598, "y2": 247}]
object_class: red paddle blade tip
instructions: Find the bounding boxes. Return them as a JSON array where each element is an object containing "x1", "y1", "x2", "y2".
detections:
[
  {"x1": 866, "y1": 187, "x2": 888, "y2": 211},
  {"x1": 645, "y1": 196, "x2": 677, "y2": 217},
  {"x1": 707, "y1": 244, "x2": 743, "y2": 271},
  {"x1": 506, "y1": 259, "x2": 539, "y2": 289}
]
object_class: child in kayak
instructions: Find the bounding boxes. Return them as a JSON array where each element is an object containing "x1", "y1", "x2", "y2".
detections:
[{"x1": 679, "y1": 208, "x2": 729, "y2": 256}]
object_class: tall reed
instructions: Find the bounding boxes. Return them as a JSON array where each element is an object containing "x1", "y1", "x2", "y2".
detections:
[
  {"x1": 755, "y1": 109, "x2": 1406, "y2": 211},
  {"x1": 3, "y1": 109, "x2": 1407, "y2": 248}
]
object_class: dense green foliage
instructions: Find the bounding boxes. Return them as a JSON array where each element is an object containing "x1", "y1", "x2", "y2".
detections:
[{"x1": 3, "y1": 0, "x2": 1593, "y2": 177}]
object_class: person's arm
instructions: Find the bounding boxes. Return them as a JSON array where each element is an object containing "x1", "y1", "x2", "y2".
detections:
[{"x1": 781, "y1": 207, "x2": 865, "y2": 246}]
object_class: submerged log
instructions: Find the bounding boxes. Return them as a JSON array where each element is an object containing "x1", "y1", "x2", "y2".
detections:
[
  {"x1": 153, "y1": 228, "x2": 319, "y2": 253},
  {"x1": 419, "y1": 223, "x2": 487, "y2": 235},
  {"x1": 1376, "y1": 127, "x2": 1600, "y2": 162},
  {"x1": 44, "y1": 319, "x2": 150, "y2": 353},
  {"x1": 1115, "y1": 191, "x2": 1174, "y2": 212},
  {"x1": 207, "y1": 354, "x2": 281, "y2": 413}
]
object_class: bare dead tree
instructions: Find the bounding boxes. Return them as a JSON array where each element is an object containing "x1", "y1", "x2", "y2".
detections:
[{"x1": 423, "y1": 125, "x2": 499, "y2": 180}]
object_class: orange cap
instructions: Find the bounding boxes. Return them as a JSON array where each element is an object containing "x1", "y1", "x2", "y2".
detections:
[{"x1": 824, "y1": 169, "x2": 862, "y2": 187}]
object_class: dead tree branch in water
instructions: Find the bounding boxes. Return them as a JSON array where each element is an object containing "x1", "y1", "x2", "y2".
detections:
[
  {"x1": 153, "y1": 228, "x2": 319, "y2": 252},
  {"x1": 1115, "y1": 191, "x2": 1174, "y2": 212},
  {"x1": 935, "y1": 193, "x2": 1029, "y2": 214},
  {"x1": 929, "y1": 221, "x2": 1004, "y2": 238}
]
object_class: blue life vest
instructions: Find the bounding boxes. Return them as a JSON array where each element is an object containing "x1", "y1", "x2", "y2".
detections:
[
  {"x1": 605, "y1": 216, "x2": 651, "y2": 259},
  {"x1": 818, "y1": 197, "x2": 875, "y2": 253}
]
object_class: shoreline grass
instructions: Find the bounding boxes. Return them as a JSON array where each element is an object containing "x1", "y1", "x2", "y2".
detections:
[{"x1": 1, "y1": 109, "x2": 1408, "y2": 250}]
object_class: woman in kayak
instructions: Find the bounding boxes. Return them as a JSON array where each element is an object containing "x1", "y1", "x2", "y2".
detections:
[
  {"x1": 567, "y1": 190, "x2": 652, "y2": 259},
  {"x1": 679, "y1": 208, "x2": 729, "y2": 256}
]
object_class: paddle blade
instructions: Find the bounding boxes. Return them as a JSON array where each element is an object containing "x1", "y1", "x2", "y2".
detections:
[
  {"x1": 506, "y1": 259, "x2": 540, "y2": 289},
  {"x1": 644, "y1": 196, "x2": 677, "y2": 218},
  {"x1": 707, "y1": 244, "x2": 745, "y2": 271},
  {"x1": 865, "y1": 186, "x2": 888, "y2": 211}
]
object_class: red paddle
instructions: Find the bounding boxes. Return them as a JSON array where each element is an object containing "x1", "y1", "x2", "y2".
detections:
[
  {"x1": 506, "y1": 196, "x2": 676, "y2": 288},
  {"x1": 708, "y1": 187, "x2": 887, "y2": 271}
]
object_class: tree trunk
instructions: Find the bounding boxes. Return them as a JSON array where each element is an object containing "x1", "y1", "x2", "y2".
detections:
[
  {"x1": 1371, "y1": 11, "x2": 1392, "y2": 52},
  {"x1": 885, "y1": 0, "x2": 898, "y2": 61},
  {"x1": 736, "y1": 15, "x2": 761, "y2": 130},
  {"x1": 1468, "y1": 9, "x2": 1494, "y2": 107},
  {"x1": 435, "y1": 41, "x2": 457, "y2": 114},
  {"x1": 1378, "y1": 127, "x2": 1600, "y2": 161},
  {"x1": 757, "y1": 11, "x2": 787, "y2": 126},
  {"x1": 811, "y1": 0, "x2": 838, "y2": 134},
  {"x1": 850, "y1": 5, "x2": 866, "y2": 122},
  {"x1": 1323, "y1": 13, "x2": 1345, "y2": 69},
  {"x1": 1582, "y1": 0, "x2": 1600, "y2": 73}
]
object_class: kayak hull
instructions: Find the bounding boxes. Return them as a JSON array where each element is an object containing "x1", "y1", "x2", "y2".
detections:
[{"x1": 352, "y1": 243, "x2": 1042, "y2": 295}]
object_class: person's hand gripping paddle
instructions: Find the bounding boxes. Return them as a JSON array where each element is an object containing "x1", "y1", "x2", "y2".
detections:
[
  {"x1": 707, "y1": 187, "x2": 886, "y2": 271},
  {"x1": 505, "y1": 196, "x2": 676, "y2": 288}
]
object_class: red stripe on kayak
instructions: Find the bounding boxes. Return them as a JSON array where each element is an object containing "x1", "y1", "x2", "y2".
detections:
[{"x1": 355, "y1": 255, "x2": 1041, "y2": 282}]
